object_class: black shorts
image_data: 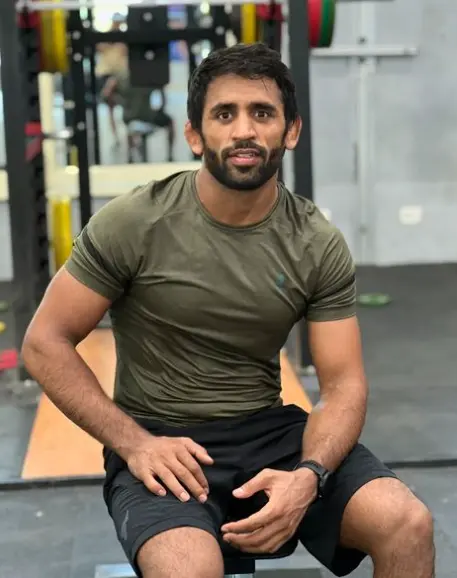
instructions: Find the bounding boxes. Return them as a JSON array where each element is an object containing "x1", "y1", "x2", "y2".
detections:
[{"x1": 102, "y1": 404, "x2": 397, "y2": 577}]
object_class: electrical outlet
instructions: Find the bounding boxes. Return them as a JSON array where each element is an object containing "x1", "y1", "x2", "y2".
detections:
[
  {"x1": 399, "y1": 205, "x2": 423, "y2": 225},
  {"x1": 320, "y1": 208, "x2": 332, "y2": 221}
]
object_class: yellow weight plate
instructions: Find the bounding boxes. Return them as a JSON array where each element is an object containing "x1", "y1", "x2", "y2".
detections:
[
  {"x1": 241, "y1": 4, "x2": 257, "y2": 44},
  {"x1": 39, "y1": 10, "x2": 56, "y2": 72},
  {"x1": 50, "y1": 197, "x2": 73, "y2": 271},
  {"x1": 38, "y1": 0, "x2": 68, "y2": 73},
  {"x1": 52, "y1": 8, "x2": 69, "y2": 74}
]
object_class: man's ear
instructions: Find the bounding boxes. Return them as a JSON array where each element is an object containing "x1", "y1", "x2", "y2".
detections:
[
  {"x1": 184, "y1": 121, "x2": 204, "y2": 156},
  {"x1": 284, "y1": 116, "x2": 302, "y2": 151}
]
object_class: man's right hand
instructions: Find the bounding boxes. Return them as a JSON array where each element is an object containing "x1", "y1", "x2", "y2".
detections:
[{"x1": 126, "y1": 435, "x2": 214, "y2": 503}]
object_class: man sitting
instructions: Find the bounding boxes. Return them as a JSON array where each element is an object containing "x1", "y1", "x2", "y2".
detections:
[{"x1": 22, "y1": 43, "x2": 434, "y2": 578}]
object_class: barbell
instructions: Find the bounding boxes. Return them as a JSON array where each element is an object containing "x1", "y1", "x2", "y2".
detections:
[{"x1": 17, "y1": 0, "x2": 388, "y2": 74}]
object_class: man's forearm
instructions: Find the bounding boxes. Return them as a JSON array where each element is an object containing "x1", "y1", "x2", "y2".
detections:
[
  {"x1": 22, "y1": 338, "x2": 150, "y2": 461},
  {"x1": 300, "y1": 383, "x2": 367, "y2": 472}
]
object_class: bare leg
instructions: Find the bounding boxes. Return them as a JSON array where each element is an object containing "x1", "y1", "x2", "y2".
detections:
[
  {"x1": 108, "y1": 104, "x2": 119, "y2": 145},
  {"x1": 137, "y1": 527, "x2": 224, "y2": 578},
  {"x1": 340, "y1": 477, "x2": 435, "y2": 578}
]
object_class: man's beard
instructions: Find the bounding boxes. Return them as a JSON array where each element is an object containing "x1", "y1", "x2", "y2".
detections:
[{"x1": 202, "y1": 137, "x2": 286, "y2": 191}]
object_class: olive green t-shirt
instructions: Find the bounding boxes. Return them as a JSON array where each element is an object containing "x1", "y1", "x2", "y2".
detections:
[{"x1": 65, "y1": 170, "x2": 356, "y2": 426}]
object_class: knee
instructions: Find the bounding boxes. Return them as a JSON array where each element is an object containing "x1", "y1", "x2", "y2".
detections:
[{"x1": 395, "y1": 497, "x2": 434, "y2": 545}]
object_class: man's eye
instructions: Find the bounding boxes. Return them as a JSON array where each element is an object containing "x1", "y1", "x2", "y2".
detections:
[
  {"x1": 218, "y1": 112, "x2": 232, "y2": 120},
  {"x1": 256, "y1": 110, "x2": 272, "y2": 118}
]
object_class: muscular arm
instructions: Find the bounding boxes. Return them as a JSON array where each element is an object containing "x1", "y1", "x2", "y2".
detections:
[
  {"x1": 22, "y1": 194, "x2": 150, "y2": 461},
  {"x1": 22, "y1": 270, "x2": 150, "y2": 461},
  {"x1": 299, "y1": 227, "x2": 367, "y2": 472},
  {"x1": 299, "y1": 317, "x2": 367, "y2": 471}
]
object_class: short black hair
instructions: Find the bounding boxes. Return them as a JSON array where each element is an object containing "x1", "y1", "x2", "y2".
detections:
[{"x1": 187, "y1": 43, "x2": 299, "y2": 132}]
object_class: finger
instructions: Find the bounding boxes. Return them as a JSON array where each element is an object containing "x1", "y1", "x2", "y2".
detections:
[
  {"x1": 169, "y1": 457, "x2": 208, "y2": 503},
  {"x1": 138, "y1": 470, "x2": 167, "y2": 497},
  {"x1": 224, "y1": 522, "x2": 277, "y2": 546},
  {"x1": 155, "y1": 465, "x2": 191, "y2": 502},
  {"x1": 221, "y1": 504, "x2": 276, "y2": 534},
  {"x1": 233, "y1": 469, "x2": 271, "y2": 499},
  {"x1": 225, "y1": 528, "x2": 289, "y2": 554},
  {"x1": 177, "y1": 450, "x2": 210, "y2": 492},
  {"x1": 182, "y1": 438, "x2": 214, "y2": 465}
]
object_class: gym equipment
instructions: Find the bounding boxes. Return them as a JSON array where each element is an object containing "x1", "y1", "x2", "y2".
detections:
[
  {"x1": 308, "y1": 0, "x2": 336, "y2": 47},
  {"x1": 241, "y1": 4, "x2": 257, "y2": 44},
  {"x1": 126, "y1": 6, "x2": 170, "y2": 88},
  {"x1": 256, "y1": 2, "x2": 284, "y2": 50},
  {"x1": 357, "y1": 293, "x2": 392, "y2": 307},
  {"x1": 50, "y1": 198, "x2": 73, "y2": 272},
  {"x1": 38, "y1": 0, "x2": 69, "y2": 73},
  {"x1": 19, "y1": 0, "x2": 338, "y2": 78},
  {"x1": 0, "y1": 350, "x2": 19, "y2": 373},
  {"x1": 256, "y1": 0, "x2": 335, "y2": 49},
  {"x1": 0, "y1": 322, "x2": 6, "y2": 335}
]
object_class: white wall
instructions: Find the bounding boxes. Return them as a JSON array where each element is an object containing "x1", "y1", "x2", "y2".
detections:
[{"x1": 305, "y1": 0, "x2": 457, "y2": 265}]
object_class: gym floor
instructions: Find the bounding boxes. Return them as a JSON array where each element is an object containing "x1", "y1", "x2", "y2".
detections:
[{"x1": 0, "y1": 264, "x2": 456, "y2": 578}]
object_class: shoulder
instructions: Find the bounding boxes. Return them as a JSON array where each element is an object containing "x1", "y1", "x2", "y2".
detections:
[
  {"x1": 281, "y1": 187, "x2": 347, "y2": 254},
  {"x1": 88, "y1": 170, "x2": 195, "y2": 234}
]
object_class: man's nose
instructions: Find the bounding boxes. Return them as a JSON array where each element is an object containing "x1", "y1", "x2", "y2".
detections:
[{"x1": 231, "y1": 114, "x2": 257, "y2": 141}]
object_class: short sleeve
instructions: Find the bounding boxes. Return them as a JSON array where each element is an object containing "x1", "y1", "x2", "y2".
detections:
[
  {"x1": 64, "y1": 195, "x2": 142, "y2": 301},
  {"x1": 306, "y1": 228, "x2": 357, "y2": 322}
]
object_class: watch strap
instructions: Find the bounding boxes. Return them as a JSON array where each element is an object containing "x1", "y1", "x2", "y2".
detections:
[{"x1": 293, "y1": 460, "x2": 330, "y2": 497}]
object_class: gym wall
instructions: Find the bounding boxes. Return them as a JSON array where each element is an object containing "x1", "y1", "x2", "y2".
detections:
[{"x1": 301, "y1": 0, "x2": 457, "y2": 265}]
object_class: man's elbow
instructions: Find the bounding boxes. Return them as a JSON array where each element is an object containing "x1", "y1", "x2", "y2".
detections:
[
  {"x1": 21, "y1": 324, "x2": 65, "y2": 371},
  {"x1": 21, "y1": 327, "x2": 46, "y2": 372}
]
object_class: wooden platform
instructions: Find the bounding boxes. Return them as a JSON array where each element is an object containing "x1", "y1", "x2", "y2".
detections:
[{"x1": 21, "y1": 330, "x2": 312, "y2": 480}]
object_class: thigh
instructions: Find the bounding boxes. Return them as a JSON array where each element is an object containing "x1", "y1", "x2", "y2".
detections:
[
  {"x1": 298, "y1": 443, "x2": 398, "y2": 577},
  {"x1": 104, "y1": 467, "x2": 226, "y2": 577}
]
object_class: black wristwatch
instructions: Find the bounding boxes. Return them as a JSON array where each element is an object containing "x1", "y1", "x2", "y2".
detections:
[{"x1": 293, "y1": 460, "x2": 331, "y2": 498}]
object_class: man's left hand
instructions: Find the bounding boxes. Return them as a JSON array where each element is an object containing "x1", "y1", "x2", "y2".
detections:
[{"x1": 221, "y1": 468, "x2": 318, "y2": 554}]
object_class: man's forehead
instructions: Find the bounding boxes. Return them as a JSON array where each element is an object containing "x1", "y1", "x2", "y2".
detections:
[{"x1": 205, "y1": 74, "x2": 282, "y2": 106}]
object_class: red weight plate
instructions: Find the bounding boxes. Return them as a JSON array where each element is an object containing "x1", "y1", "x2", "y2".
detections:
[{"x1": 308, "y1": 0, "x2": 322, "y2": 48}]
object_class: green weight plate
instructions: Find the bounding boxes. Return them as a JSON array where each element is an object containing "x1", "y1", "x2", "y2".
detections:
[
  {"x1": 318, "y1": 0, "x2": 336, "y2": 48},
  {"x1": 0, "y1": 301, "x2": 8, "y2": 312},
  {"x1": 357, "y1": 293, "x2": 392, "y2": 307}
]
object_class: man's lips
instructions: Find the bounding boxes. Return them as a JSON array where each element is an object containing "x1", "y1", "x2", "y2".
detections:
[
  {"x1": 228, "y1": 148, "x2": 261, "y2": 158},
  {"x1": 228, "y1": 149, "x2": 262, "y2": 166}
]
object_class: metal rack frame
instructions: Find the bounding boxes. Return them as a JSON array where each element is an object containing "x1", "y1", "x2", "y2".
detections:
[
  {"x1": 287, "y1": 0, "x2": 314, "y2": 369},
  {"x1": 0, "y1": 3, "x2": 50, "y2": 377}
]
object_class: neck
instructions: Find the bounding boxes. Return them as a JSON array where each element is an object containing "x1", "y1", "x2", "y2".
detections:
[{"x1": 195, "y1": 168, "x2": 279, "y2": 227}]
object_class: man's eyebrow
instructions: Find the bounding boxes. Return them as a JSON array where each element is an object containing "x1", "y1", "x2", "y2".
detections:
[
  {"x1": 209, "y1": 102, "x2": 236, "y2": 114},
  {"x1": 208, "y1": 101, "x2": 278, "y2": 114}
]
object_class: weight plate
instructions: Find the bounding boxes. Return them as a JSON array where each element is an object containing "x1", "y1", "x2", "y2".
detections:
[
  {"x1": 0, "y1": 302, "x2": 9, "y2": 312},
  {"x1": 241, "y1": 4, "x2": 257, "y2": 44},
  {"x1": 357, "y1": 293, "x2": 392, "y2": 307},
  {"x1": 308, "y1": 0, "x2": 322, "y2": 48},
  {"x1": 52, "y1": 8, "x2": 69, "y2": 74},
  {"x1": 0, "y1": 322, "x2": 6, "y2": 335},
  {"x1": 38, "y1": 0, "x2": 68, "y2": 73},
  {"x1": 318, "y1": 0, "x2": 336, "y2": 48},
  {"x1": 39, "y1": 10, "x2": 56, "y2": 72}
]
